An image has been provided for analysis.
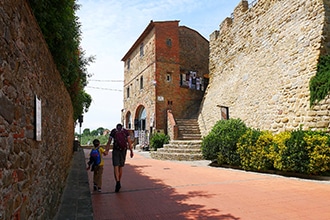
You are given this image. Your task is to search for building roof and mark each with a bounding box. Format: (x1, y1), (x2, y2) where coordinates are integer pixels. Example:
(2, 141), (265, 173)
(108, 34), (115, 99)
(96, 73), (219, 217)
(121, 20), (180, 61)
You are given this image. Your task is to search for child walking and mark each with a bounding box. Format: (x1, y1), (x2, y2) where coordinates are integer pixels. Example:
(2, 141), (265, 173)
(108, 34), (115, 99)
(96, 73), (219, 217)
(86, 139), (106, 192)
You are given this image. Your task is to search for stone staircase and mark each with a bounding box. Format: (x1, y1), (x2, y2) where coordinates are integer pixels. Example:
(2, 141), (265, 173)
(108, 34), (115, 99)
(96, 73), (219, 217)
(176, 118), (202, 140)
(150, 118), (204, 161)
(150, 140), (203, 161)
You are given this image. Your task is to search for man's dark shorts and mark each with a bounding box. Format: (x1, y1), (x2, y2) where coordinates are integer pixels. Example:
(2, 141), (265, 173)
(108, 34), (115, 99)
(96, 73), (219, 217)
(112, 149), (127, 167)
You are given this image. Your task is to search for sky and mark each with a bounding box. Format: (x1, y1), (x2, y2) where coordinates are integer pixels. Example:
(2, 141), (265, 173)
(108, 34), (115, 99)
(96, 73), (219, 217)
(75, 0), (241, 133)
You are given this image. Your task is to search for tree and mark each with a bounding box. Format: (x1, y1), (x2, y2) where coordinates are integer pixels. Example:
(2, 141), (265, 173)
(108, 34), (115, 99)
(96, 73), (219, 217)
(83, 128), (91, 136)
(28, 0), (94, 120)
(91, 130), (98, 136)
(96, 127), (105, 135)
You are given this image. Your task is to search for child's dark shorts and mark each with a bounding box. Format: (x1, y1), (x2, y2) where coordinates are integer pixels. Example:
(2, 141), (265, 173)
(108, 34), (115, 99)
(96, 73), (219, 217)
(112, 149), (127, 167)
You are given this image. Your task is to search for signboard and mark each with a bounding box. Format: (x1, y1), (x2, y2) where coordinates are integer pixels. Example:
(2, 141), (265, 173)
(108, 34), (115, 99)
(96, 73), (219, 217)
(157, 96), (164, 101)
(35, 96), (41, 141)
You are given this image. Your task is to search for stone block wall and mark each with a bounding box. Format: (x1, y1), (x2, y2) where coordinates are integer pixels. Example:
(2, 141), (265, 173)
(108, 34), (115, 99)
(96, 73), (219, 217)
(199, 0), (330, 136)
(0, 0), (74, 219)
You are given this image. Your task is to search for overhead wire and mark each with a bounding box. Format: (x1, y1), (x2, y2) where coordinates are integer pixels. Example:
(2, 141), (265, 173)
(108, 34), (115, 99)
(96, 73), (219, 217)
(88, 79), (123, 82)
(86, 86), (122, 92)
(86, 79), (123, 91)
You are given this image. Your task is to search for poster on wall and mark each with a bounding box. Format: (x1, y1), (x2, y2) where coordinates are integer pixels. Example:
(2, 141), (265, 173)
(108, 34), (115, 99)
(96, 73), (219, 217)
(35, 95), (42, 141)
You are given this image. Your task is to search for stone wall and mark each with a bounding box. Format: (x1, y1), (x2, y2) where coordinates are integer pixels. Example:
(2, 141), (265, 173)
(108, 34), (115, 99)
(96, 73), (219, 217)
(0, 0), (74, 219)
(198, 0), (330, 136)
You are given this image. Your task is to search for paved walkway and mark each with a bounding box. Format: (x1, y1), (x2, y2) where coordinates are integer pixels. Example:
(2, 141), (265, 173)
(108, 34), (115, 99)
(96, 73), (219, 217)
(54, 148), (93, 220)
(55, 148), (330, 220)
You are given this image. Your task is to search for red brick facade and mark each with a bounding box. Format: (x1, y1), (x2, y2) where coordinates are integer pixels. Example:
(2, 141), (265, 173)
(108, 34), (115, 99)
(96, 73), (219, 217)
(121, 21), (209, 138)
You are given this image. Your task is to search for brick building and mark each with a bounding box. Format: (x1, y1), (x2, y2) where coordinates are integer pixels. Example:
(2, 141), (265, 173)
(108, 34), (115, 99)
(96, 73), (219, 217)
(121, 20), (209, 144)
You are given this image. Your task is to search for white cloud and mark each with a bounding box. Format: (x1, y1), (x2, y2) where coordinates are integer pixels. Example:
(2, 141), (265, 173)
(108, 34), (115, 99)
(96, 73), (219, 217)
(75, 0), (240, 132)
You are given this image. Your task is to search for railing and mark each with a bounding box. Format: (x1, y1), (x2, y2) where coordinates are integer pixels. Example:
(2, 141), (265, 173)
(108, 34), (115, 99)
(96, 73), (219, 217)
(137, 130), (149, 147)
(167, 110), (178, 140)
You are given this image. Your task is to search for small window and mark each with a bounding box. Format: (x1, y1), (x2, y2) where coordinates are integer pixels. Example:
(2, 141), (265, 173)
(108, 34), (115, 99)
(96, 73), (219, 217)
(219, 105), (229, 120)
(140, 76), (144, 89)
(166, 73), (172, 82)
(140, 43), (144, 57)
(126, 86), (130, 98)
(166, 38), (172, 47)
(127, 58), (130, 70)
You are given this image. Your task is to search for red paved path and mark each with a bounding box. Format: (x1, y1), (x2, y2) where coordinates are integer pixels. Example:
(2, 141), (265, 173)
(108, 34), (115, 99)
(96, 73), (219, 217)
(84, 149), (330, 220)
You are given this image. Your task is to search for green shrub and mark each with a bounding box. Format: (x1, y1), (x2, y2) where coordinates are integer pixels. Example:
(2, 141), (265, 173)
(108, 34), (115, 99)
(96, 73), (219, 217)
(80, 135), (108, 145)
(203, 118), (330, 176)
(201, 118), (247, 165)
(304, 131), (330, 175)
(217, 152), (226, 165)
(150, 133), (169, 151)
(201, 132), (219, 160)
(280, 128), (310, 173)
(271, 131), (291, 171)
(276, 129), (330, 175)
(237, 128), (262, 170)
(252, 131), (276, 171)
(309, 55), (330, 106)
(238, 130), (276, 171)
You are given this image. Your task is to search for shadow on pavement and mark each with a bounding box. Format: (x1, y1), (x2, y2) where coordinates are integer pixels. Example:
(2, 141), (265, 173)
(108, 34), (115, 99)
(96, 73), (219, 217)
(87, 150), (240, 220)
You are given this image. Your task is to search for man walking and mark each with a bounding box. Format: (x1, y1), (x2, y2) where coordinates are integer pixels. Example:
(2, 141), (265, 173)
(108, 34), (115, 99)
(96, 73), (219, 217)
(106, 123), (133, 192)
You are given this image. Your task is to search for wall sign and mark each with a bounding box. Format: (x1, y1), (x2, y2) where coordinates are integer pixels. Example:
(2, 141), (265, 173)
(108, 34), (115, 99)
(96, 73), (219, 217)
(35, 95), (41, 141)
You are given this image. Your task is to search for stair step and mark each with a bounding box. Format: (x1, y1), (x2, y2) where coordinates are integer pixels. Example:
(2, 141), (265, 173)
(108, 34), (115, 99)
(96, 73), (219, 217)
(158, 148), (201, 154)
(178, 133), (201, 136)
(151, 118), (203, 161)
(178, 134), (201, 138)
(175, 118), (201, 141)
(178, 137), (201, 140)
(150, 152), (204, 161)
(166, 140), (202, 146)
(151, 139), (203, 161)
(178, 128), (200, 132)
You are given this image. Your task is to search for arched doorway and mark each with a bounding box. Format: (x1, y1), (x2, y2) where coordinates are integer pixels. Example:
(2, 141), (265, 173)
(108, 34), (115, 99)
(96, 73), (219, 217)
(138, 107), (146, 130)
(134, 106), (147, 130)
(125, 111), (132, 129)
(134, 105), (149, 148)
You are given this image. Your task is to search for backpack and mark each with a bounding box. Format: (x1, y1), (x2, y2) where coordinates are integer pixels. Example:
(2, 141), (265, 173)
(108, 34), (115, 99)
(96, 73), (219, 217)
(114, 129), (128, 150)
(90, 148), (101, 166)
